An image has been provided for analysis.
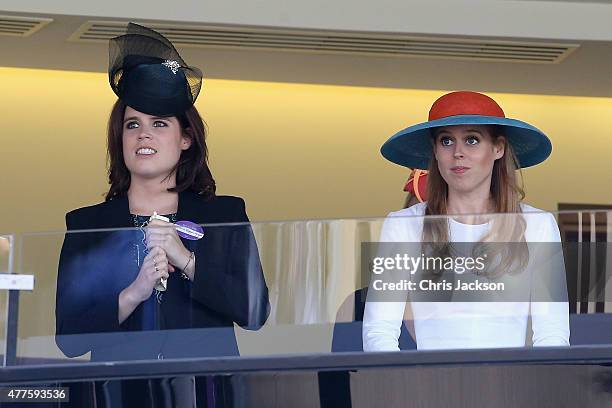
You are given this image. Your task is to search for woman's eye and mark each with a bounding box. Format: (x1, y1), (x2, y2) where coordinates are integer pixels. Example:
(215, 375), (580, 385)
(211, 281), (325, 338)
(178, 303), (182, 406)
(125, 121), (139, 129)
(466, 136), (479, 145)
(439, 137), (453, 146)
(153, 121), (168, 127)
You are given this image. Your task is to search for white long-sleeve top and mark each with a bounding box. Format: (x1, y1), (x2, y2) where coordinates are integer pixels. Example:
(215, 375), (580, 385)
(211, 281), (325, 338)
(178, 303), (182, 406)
(362, 202), (570, 351)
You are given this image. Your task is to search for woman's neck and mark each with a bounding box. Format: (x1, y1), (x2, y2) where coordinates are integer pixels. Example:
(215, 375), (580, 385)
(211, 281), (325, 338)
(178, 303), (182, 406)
(127, 177), (179, 216)
(446, 186), (494, 224)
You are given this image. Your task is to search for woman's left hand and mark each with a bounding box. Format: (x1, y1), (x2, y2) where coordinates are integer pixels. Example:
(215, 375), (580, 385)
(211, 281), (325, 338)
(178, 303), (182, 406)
(145, 219), (192, 273)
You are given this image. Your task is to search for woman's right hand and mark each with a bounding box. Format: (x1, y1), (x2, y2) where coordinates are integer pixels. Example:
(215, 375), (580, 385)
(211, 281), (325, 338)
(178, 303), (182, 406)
(125, 246), (170, 304)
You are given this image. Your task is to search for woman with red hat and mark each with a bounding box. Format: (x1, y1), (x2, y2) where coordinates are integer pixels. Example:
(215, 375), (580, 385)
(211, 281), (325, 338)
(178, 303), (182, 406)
(363, 91), (569, 351)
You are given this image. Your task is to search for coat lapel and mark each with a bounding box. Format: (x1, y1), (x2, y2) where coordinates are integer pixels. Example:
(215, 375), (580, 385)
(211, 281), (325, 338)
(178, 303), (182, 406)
(176, 190), (209, 251)
(177, 190), (213, 224)
(99, 195), (133, 229)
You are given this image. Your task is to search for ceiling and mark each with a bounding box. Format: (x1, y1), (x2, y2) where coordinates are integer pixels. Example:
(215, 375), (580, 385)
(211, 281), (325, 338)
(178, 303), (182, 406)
(0, 12), (611, 97)
(513, 0), (612, 3)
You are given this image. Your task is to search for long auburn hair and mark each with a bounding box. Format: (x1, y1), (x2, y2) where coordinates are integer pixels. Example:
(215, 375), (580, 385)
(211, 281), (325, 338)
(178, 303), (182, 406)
(105, 99), (216, 201)
(423, 125), (528, 277)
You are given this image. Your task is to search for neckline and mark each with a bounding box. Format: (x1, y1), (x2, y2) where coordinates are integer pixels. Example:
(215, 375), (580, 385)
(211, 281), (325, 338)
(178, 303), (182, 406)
(449, 217), (490, 227)
(131, 213), (177, 228)
(131, 213), (177, 218)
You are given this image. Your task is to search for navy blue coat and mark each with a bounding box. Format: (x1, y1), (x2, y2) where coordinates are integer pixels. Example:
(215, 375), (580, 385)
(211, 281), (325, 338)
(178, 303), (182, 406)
(55, 191), (270, 361)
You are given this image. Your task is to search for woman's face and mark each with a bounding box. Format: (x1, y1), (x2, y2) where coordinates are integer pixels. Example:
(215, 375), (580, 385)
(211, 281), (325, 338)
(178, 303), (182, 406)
(433, 125), (505, 194)
(122, 106), (191, 182)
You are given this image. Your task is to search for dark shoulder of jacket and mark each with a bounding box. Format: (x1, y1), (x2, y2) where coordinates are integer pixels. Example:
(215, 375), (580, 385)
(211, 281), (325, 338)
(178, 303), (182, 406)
(214, 195), (246, 214)
(64, 201), (112, 231)
(189, 193), (247, 222)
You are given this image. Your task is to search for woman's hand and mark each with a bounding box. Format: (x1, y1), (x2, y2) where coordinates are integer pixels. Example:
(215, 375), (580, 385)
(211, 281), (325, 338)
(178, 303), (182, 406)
(145, 219), (192, 273)
(127, 246), (170, 303)
(118, 247), (171, 323)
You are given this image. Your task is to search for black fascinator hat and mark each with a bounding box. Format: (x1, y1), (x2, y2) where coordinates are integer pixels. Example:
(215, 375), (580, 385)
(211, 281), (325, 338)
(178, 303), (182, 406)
(109, 23), (203, 116)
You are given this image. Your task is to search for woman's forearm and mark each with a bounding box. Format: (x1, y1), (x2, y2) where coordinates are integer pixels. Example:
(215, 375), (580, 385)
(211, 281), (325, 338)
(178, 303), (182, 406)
(177, 249), (196, 281)
(118, 286), (140, 324)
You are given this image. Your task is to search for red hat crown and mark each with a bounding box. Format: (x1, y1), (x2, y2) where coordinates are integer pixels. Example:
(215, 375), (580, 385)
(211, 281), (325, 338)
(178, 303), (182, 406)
(428, 91), (505, 121)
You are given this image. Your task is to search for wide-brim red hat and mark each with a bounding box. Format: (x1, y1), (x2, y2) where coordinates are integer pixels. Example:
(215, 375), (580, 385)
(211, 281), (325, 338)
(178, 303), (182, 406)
(381, 91), (552, 169)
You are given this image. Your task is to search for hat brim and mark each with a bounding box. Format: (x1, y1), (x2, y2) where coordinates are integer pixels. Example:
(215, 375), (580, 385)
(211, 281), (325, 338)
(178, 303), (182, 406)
(381, 115), (552, 169)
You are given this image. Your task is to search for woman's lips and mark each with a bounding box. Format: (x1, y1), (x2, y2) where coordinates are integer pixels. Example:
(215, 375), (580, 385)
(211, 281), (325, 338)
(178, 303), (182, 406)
(451, 166), (470, 174)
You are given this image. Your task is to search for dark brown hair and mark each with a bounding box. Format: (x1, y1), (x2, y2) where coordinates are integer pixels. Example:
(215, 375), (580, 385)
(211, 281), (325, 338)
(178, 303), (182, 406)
(105, 99), (216, 201)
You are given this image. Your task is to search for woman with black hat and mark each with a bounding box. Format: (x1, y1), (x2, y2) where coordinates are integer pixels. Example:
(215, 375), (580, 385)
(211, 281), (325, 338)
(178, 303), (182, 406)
(363, 91), (569, 351)
(55, 23), (269, 406)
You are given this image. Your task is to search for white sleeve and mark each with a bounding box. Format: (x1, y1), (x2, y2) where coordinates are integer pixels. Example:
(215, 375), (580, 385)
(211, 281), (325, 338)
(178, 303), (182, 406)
(362, 213), (414, 351)
(531, 213), (570, 347)
(531, 301), (570, 346)
(363, 297), (405, 351)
